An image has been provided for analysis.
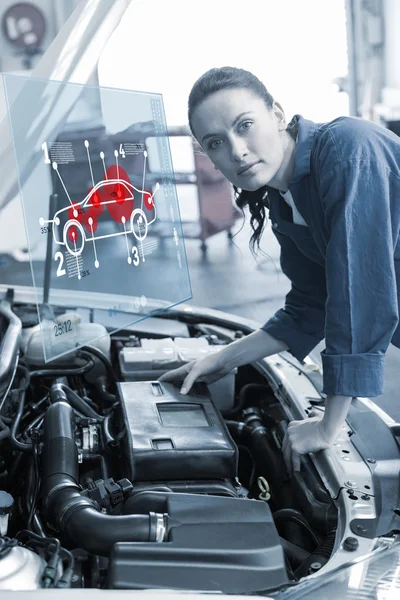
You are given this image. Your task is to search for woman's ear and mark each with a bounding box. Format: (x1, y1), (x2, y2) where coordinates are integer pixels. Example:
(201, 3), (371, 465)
(272, 102), (287, 132)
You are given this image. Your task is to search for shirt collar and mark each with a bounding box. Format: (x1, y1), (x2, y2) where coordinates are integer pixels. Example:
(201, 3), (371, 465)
(290, 114), (319, 182)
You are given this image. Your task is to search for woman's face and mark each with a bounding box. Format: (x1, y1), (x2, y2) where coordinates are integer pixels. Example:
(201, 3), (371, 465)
(191, 87), (289, 191)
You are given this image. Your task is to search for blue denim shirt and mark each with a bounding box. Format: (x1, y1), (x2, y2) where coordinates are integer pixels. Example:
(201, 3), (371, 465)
(261, 115), (400, 398)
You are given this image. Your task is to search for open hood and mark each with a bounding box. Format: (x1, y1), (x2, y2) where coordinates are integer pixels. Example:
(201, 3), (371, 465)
(0, 0), (133, 214)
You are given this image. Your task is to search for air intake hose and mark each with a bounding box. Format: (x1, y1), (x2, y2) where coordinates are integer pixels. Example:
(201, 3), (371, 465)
(226, 407), (283, 490)
(41, 402), (168, 556)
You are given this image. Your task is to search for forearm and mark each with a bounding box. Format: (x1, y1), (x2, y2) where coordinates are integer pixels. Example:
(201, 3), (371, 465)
(221, 329), (288, 372)
(322, 395), (352, 441)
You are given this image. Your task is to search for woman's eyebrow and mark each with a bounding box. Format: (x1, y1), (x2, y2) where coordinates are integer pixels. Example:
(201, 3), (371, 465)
(201, 112), (254, 143)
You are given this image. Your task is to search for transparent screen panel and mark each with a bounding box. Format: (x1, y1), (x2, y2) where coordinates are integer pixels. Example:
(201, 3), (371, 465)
(2, 74), (192, 362)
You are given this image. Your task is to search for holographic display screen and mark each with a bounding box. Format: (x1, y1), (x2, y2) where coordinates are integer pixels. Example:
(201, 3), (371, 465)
(3, 74), (192, 363)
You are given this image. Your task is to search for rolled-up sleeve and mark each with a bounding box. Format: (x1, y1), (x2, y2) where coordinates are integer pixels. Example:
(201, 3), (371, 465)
(262, 231), (327, 362)
(320, 159), (400, 397)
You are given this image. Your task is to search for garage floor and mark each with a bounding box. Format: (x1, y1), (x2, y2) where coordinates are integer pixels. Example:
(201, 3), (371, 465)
(183, 218), (400, 423)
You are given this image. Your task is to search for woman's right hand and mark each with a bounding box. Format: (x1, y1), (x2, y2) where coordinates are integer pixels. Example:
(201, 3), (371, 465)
(158, 352), (232, 395)
(158, 330), (289, 395)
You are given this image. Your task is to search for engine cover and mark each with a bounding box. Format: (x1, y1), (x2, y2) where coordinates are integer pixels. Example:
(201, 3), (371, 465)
(117, 380), (238, 482)
(108, 493), (288, 593)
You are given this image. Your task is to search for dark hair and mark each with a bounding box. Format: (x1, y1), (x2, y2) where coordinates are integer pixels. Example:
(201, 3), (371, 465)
(188, 66), (298, 257)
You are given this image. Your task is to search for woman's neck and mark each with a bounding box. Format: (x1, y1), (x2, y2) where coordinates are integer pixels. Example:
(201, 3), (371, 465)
(268, 132), (296, 192)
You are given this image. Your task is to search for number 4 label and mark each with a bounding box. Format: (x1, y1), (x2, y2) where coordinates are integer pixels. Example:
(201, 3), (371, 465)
(119, 143), (126, 158)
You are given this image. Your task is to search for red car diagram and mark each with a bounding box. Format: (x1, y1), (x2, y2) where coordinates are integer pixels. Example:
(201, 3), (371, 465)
(51, 176), (158, 258)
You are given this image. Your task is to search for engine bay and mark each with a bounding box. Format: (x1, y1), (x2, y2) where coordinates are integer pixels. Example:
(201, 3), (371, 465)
(0, 298), (339, 593)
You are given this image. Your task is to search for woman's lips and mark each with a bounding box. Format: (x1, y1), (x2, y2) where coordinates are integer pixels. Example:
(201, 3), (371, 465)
(238, 161), (260, 176)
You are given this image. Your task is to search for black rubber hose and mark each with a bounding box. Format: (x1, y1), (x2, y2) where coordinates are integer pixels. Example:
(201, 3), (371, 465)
(129, 484), (173, 496)
(10, 389), (33, 452)
(32, 513), (46, 538)
(294, 530), (336, 578)
(27, 446), (40, 530)
(0, 423), (10, 440)
(78, 347), (116, 404)
(0, 301), (22, 390)
(224, 383), (277, 417)
(41, 402), (166, 556)
(15, 365), (31, 390)
(226, 412), (283, 490)
(79, 347), (115, 383)
(83, 454), (109, 480)
(0, 417), (10, 440)
(8, 452), (24, 484)
(95, 378), (117, 405)
(280, 537), (311, 569)
(30, 354), (95, 378)
(54, 488), (152, 555)
(50, 383), (104, 421)
(22, 413), (45, 436)
(272, 509), (321, 548)
(226, 420), (248, 438)
(26, 394), (49, 418)
(123, 491), (170, 515)
(244, 426), (283, 490)
(102, 413), (117, 445)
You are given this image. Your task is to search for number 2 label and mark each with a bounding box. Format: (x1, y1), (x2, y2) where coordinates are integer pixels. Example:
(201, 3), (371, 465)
(54, 251), (66, 277)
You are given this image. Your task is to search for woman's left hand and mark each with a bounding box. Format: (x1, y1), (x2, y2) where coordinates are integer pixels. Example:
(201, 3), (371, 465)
(282, 395), (353, 474)
(282, 415), (336, 474)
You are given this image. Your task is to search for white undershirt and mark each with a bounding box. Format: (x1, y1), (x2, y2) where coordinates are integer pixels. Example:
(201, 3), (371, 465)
(280, 189), (307, 227)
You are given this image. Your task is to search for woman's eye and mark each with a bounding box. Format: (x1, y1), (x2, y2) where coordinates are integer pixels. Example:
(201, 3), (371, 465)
(209, 139), (222, 150)
(240, 121), (252, 131)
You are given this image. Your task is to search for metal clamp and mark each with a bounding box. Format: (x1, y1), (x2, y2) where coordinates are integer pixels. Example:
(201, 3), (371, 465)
(149, 512), (167, 542)
(257, 476), (271, 502)
(156, 513), (167, 542)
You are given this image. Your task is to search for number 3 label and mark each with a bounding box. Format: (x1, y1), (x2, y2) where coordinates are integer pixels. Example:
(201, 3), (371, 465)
(131, 246), (139, 266)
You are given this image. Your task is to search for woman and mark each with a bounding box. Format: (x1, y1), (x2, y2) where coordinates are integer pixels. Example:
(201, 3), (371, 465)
(159, 66), (400, 474)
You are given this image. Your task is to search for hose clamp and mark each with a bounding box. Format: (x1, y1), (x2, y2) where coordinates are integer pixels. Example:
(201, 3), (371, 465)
(151, 512), (167, 542)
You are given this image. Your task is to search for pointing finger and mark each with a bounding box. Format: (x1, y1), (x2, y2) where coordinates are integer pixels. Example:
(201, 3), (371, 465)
(282, 431), (289, 456)
(180, 366), (202, 395)
(158, 365), (189, 382)
(292, 451), (301, 472)
(283, 437), (292, 476)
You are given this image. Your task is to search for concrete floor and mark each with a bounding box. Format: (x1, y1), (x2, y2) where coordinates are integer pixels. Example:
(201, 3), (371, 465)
(183, 217), (400, 423)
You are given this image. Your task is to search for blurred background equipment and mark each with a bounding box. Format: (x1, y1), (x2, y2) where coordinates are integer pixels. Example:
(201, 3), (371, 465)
(345, 0), (400, 133)
(1, 1), (47, 69)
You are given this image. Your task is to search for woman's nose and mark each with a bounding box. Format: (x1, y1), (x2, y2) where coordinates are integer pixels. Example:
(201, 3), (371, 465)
(229, 139), (248, 162)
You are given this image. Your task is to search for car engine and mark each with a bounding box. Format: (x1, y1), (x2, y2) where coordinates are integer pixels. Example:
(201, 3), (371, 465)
(0, 299), (338, 593)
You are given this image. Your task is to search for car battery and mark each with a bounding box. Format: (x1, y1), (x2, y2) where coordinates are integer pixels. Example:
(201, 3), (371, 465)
(118, 337), (236, 412)
(117, 380), (238, 482)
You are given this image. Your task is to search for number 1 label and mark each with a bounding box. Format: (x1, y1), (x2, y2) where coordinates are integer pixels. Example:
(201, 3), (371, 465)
(42, 141), (50, 164)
